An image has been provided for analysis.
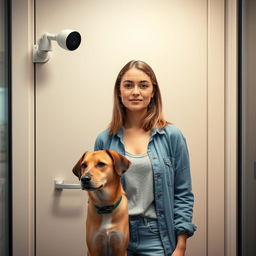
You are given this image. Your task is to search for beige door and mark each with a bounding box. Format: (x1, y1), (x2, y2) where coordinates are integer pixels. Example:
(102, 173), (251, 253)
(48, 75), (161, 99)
(35, 0), (210, 255)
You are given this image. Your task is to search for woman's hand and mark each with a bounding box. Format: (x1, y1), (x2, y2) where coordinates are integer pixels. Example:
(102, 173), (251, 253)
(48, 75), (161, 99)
(171, 246), (186, 256)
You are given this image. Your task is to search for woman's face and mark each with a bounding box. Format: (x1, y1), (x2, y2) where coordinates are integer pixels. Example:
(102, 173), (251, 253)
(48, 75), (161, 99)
(119, 68), (154, 113)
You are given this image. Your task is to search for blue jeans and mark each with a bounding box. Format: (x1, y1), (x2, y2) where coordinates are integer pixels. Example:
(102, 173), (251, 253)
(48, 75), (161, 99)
(127, 216), (166, 256)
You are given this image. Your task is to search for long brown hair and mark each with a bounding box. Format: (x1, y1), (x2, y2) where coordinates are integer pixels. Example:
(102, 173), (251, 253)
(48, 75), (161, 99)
(109, 60), (169, 134)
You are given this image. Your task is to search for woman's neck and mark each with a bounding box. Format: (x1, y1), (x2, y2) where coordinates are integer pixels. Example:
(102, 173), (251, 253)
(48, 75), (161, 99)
(124, 109), (147, 129)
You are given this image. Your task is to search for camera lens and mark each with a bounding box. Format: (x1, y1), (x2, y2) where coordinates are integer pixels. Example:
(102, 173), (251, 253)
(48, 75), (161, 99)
(66, 31), (81, 51)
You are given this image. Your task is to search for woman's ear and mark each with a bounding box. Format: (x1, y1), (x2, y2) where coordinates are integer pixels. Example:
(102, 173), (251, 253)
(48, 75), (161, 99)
(152, 84), (156, 97)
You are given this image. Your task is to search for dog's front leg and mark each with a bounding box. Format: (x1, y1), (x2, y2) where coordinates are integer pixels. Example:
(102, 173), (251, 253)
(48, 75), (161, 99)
(92, 231), (109, 256)
(109, 230), (126, 256)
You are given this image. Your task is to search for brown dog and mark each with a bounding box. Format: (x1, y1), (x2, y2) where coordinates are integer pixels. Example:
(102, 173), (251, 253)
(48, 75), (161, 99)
(72, 150), (131, 256)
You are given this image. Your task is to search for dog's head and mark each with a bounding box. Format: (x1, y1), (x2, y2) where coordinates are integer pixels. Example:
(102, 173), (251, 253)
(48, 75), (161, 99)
(72, 150), (131, 191)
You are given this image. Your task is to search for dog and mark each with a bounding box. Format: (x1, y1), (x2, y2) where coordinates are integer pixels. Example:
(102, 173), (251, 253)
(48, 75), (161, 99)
(72, 150), (131, 256)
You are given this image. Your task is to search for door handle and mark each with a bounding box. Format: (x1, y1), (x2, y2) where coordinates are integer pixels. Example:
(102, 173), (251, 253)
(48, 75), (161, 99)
(54, 179), (81, 190)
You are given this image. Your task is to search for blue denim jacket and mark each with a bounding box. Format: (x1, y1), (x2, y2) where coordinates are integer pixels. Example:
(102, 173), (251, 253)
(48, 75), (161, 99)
(94, 124), (196, 254)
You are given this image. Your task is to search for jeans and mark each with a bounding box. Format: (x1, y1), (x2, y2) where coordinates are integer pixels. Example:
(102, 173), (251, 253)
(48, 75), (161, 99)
(127, 215), (166, 256)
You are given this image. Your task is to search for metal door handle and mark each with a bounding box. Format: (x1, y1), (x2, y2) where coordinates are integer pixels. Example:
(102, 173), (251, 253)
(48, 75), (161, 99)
(54, 179), (81, 190)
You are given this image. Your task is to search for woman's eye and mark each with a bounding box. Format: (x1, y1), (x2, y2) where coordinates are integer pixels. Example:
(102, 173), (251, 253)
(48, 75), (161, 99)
(97, 162), (106, 167)
(139, 84), (148, 89)
(81, 163), (87, 168)
(124, 83), (133, 89)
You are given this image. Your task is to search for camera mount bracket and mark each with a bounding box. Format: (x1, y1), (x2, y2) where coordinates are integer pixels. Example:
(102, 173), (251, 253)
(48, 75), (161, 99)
(32, 30), (81, 63)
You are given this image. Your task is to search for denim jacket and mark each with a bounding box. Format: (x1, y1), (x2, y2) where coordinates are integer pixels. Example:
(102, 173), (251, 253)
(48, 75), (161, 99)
(94, 124), (196, 254)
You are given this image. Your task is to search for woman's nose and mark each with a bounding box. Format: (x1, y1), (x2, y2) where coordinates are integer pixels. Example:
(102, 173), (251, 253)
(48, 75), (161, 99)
(132, 85), (140, 95)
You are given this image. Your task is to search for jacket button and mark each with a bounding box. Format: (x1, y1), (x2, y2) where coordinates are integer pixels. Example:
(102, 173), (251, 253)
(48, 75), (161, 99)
(158, 211), (164, 217)
(156, 173), (161, 178)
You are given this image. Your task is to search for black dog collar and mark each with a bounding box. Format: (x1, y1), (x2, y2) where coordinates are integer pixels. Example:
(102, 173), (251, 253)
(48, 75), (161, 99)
(94, 196), (122, 215)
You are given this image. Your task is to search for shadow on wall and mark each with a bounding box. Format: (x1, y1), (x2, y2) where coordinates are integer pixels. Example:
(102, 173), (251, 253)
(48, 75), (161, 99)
(51, 189), (84, 218)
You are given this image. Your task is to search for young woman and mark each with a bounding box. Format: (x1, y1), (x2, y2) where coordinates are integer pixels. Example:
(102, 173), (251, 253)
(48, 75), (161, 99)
(94, 60), (196, 256)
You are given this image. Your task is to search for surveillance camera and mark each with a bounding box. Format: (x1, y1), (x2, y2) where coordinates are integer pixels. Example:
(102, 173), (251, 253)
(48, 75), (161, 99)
(33, 29), (82, 63)
(49, 29), (81, 51)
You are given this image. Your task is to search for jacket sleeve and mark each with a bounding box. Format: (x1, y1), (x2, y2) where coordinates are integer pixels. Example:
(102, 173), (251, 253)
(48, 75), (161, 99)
(173, 132), (197, 237)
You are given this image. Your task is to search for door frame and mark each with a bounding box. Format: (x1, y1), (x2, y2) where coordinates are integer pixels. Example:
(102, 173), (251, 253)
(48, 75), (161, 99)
(11, 0), (237, 255)
(12, 0), (35, 255)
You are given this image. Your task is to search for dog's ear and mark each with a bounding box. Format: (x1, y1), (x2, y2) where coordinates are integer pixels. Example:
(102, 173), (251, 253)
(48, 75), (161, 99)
(106, 150), (131, 176)
(72, 152), (87, 180)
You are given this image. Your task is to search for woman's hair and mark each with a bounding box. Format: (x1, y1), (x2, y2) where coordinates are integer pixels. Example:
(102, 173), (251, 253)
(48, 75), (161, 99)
(108, 60), (169, 134)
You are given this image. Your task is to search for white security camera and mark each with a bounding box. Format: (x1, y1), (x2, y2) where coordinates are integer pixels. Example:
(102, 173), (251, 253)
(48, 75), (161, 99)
(33, 29), (82, 63)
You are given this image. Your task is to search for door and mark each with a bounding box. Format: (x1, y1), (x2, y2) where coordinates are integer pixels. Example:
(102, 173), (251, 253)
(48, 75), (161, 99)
(35, 1), (208, 255)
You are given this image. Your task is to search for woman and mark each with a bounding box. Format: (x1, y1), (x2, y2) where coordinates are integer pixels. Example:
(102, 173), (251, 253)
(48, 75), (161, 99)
(94, 60), (196, 256)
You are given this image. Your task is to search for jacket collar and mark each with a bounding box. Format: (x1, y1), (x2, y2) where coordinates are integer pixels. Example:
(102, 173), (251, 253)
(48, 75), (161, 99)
(151, 128), (165, 136)
(116, 127), (165, 139)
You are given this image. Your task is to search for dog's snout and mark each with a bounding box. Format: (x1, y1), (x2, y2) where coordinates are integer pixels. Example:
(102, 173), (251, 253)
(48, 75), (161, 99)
(81, 174), (91, 183)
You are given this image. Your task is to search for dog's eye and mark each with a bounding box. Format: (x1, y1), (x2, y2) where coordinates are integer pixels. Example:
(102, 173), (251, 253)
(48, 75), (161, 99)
(97, 162), (106, 167)
(81, 163), (87, 169)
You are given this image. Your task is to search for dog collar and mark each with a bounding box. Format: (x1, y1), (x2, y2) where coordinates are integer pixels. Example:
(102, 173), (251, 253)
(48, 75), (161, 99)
(94, 196), (122, 215)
